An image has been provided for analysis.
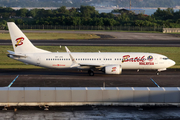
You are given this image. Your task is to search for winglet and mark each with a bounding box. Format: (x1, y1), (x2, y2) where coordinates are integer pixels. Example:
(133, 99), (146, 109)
(65, 46), (80, 68)
(65, 46), (71, 53)
(69, 53), (80, 68)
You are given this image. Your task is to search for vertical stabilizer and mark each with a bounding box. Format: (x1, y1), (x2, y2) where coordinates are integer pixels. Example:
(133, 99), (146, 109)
(7, 22), (50, 54)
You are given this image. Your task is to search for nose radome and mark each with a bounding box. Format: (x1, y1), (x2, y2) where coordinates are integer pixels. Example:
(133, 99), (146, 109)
(172, 60), (176, 66)
(170, 60), (176, 66)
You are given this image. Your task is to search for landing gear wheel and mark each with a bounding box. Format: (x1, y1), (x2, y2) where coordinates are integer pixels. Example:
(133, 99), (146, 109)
(88, 70), (94, 76)
(156, 72), (159, 75)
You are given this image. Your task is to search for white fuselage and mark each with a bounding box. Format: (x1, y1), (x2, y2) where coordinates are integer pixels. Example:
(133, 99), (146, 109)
(12, 52), (175, 71)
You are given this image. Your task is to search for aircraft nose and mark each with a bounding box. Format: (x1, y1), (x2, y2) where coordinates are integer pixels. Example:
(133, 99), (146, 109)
(169, 59), (176, 66)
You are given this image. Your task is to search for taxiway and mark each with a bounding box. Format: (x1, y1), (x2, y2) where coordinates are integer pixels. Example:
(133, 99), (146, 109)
(0, 69), (179, 87)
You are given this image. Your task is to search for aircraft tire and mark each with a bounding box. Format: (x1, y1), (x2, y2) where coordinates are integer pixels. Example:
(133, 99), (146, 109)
(88, 70), (94, 76)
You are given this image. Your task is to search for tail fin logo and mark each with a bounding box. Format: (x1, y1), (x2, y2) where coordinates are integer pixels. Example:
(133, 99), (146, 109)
(15, 37), (24, 47)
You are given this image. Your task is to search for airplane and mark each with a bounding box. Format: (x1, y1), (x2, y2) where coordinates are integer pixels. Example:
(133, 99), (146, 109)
(7, 22), (175, 76)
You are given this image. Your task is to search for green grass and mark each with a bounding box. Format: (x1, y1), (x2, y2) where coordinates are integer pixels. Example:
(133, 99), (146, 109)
(22, 29), (162, 33)
(0, 46), (179, 69)
(0, 32), (100, 40)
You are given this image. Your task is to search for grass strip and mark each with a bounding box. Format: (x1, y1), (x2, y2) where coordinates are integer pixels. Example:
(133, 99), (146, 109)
(0, 33), (100, 40)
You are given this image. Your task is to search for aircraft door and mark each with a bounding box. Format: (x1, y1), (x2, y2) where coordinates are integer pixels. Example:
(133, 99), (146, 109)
(154, 57), (158, 65)
(37, 56), (40, 65)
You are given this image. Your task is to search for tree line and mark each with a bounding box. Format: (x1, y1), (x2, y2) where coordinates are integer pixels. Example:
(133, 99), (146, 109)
(0, 6), (180, 29)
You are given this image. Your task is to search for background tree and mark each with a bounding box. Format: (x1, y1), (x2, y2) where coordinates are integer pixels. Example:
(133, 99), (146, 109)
(17, 8), (28, 17)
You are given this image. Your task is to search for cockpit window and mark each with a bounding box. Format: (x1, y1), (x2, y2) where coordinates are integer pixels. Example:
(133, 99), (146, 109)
(163, 58), (169, 60)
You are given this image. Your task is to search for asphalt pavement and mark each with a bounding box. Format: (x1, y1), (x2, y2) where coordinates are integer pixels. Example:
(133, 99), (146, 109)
(0, 69), (179, 87)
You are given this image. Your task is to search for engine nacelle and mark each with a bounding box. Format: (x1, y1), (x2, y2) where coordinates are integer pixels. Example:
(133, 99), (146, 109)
(105, 65), (122, 74)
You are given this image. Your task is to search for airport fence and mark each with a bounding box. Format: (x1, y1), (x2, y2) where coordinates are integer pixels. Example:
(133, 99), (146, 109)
(13, 25), (163, 32)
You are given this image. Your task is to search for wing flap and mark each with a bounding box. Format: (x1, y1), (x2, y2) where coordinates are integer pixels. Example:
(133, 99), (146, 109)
(79, 63), (105, 67)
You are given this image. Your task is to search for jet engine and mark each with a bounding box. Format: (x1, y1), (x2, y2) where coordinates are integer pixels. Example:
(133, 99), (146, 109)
(104, 65), (122, 74)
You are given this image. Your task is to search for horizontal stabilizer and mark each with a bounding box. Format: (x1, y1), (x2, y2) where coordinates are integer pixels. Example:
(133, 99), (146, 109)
(7, 50), (15, 54)
(7, 50), (26, 58)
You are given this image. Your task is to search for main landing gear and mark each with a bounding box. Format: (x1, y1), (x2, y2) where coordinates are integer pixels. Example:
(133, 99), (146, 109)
(88, 70), (94, 76)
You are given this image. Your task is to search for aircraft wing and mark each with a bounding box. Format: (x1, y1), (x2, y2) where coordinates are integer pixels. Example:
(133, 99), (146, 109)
(65, 46), (106, 68)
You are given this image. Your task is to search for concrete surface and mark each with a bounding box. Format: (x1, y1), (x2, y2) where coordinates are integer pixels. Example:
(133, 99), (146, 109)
(0, 106), (180, 120)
